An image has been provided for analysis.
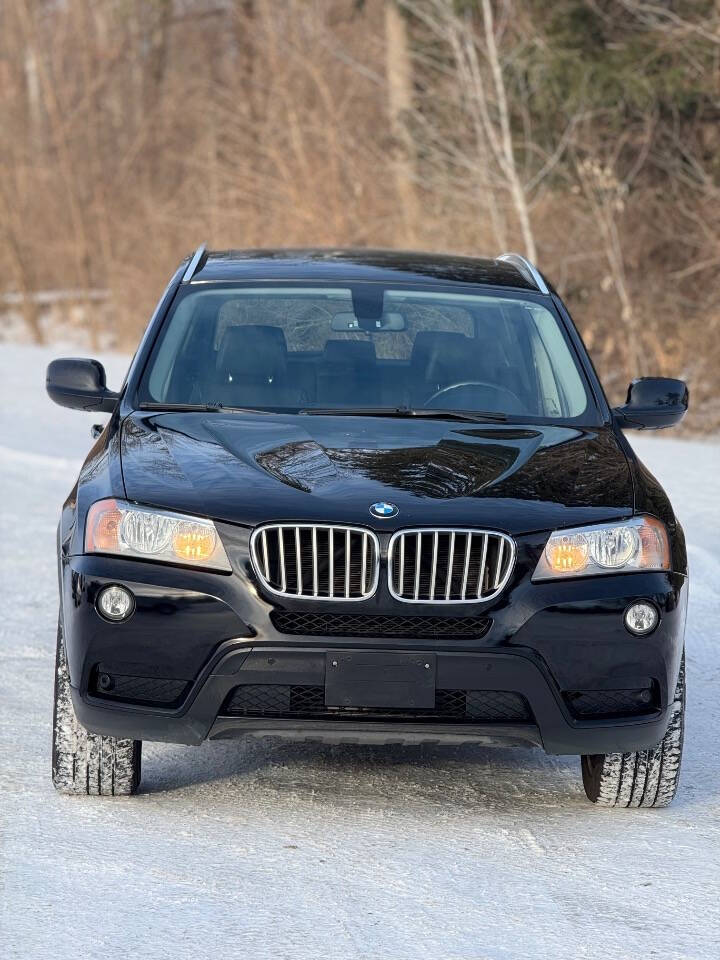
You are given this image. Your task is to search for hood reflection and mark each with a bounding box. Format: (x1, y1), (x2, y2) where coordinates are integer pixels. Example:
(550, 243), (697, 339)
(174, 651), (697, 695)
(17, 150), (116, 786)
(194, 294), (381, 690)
(120, 412), (634, 532)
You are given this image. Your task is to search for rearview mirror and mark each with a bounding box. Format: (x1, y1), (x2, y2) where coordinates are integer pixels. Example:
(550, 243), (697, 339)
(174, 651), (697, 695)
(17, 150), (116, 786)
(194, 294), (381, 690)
(46, 358), (120, 412)
(614, 377), (688, 430)
(331, 311), (406, 332)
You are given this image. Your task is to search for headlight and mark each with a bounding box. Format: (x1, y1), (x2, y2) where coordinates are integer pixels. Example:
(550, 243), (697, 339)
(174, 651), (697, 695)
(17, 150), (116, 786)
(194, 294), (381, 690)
(85, 498), (231, 571)
(532, 516), (670, 581)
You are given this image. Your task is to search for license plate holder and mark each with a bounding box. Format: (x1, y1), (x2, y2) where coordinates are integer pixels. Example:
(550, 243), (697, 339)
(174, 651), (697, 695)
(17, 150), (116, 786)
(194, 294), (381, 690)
(325, 651), (436, 709)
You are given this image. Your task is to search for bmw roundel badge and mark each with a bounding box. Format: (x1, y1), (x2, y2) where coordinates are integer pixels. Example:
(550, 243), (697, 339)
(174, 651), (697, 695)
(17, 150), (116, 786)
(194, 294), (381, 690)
(370, 501), (399, 519)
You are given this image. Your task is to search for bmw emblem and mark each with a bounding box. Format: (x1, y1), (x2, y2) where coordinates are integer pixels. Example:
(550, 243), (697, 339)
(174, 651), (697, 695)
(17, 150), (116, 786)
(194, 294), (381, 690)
(370, 501), (399, 519)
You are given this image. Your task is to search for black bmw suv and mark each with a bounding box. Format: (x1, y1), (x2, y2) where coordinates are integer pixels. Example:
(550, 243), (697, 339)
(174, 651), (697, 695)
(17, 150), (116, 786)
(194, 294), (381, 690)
(47, 248), (689, 806)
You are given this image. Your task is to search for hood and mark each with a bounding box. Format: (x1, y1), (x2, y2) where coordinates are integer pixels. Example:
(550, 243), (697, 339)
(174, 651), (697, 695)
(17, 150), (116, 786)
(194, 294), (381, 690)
(119, 412), (634, 535)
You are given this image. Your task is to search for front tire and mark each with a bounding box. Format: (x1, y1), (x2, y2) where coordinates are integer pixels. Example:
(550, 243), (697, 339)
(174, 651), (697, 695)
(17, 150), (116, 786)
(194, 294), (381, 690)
(52, 619), (141, 796)
(581, 655), (685, 808)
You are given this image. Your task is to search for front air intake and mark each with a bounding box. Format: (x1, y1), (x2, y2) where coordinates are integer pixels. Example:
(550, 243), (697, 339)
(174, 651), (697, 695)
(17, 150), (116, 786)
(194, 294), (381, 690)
(222, 684), (532, 723)
(388, 528), (514, 603)
(270, 611), (492, 639)
(250, 524), (380, 600)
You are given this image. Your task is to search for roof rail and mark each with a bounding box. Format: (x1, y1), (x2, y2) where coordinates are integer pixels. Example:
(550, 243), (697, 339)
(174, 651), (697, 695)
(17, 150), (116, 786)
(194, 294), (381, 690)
(496, 252), (549, 295)
(182, 244), (208, 283)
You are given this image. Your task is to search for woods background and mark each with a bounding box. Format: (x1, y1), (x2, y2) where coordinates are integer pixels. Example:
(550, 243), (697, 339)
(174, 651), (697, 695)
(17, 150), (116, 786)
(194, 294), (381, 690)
(1, 0), (719, 429)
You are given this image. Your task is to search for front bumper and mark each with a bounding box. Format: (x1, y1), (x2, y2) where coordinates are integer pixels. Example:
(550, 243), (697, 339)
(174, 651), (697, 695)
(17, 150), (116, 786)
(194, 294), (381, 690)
(61, 523), (688, 755)
(72, 641), (680, 754)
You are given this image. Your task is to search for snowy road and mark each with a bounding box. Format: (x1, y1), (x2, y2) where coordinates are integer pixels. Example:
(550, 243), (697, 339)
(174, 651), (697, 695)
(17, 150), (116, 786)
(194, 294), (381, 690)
(1, 345), (719, 960)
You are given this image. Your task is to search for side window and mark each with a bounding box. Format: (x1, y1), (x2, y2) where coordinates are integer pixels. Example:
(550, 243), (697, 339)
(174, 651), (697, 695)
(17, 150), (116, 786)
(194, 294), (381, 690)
(213, 292), (354, 352)
(486, 305), (543, 415)
(528, 307), (587, 417)
(148, 299), (194, 400)
(529, 326), (563, 416)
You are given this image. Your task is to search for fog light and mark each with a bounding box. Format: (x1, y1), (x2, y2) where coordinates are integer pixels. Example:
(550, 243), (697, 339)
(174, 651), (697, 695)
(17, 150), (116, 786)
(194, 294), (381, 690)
(97, 584), (134, 622)
(624, 601), (658, 636)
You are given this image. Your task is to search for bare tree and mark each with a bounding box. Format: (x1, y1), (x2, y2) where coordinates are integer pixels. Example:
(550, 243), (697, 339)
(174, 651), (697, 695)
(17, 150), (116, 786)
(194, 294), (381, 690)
(616, 0), (720, 45)
(575, 155), (642, 376)
(1, 0), (718, 429)
(400, 0), (546, 258)
(384, 1), (420, 246)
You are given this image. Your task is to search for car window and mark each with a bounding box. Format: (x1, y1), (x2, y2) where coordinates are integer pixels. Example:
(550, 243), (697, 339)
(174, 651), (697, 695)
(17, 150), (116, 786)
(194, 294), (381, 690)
(527, 305), (588, 417)
(140, 285), (592, 420)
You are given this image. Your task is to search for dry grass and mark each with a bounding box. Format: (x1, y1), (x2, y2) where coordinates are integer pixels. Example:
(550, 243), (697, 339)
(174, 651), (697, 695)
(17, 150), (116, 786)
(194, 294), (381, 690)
(1, 0), (718, 429)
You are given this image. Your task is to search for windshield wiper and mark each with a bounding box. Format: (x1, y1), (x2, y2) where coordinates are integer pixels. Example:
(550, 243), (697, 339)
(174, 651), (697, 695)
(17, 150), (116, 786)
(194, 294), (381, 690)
(138, 402), (275, 415)
(139, 403), (508, 423)
(398, 408), (507, 423)
(298, 406), (507, 423)
(139, 402), (224, 412)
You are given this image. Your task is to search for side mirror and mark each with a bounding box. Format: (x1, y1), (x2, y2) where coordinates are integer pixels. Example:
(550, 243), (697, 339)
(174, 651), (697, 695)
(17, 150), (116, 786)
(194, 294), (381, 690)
(46, 358), (120, 412)
(614, 377), (688, 430)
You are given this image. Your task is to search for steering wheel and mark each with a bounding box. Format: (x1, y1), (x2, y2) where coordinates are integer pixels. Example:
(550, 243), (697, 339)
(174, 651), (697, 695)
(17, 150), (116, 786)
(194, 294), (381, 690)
(424, 380), (524, 410)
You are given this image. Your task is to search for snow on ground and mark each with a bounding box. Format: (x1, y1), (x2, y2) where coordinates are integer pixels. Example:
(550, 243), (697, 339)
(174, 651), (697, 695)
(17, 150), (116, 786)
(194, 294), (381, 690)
(1, 343), (719, 960)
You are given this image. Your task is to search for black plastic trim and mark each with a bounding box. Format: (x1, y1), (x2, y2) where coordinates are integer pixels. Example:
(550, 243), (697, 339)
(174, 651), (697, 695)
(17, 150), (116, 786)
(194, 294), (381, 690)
(71, 644), (676, 755)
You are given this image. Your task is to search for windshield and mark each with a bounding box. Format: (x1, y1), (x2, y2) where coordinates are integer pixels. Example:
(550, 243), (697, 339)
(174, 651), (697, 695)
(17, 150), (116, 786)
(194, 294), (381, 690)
(138, 284), (592, 421)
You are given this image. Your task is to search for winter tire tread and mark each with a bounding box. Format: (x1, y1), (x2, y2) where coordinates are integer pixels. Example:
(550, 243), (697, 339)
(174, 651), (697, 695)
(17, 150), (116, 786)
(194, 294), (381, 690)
(52, 618), (141, 796)
(581, 654), (685, 808)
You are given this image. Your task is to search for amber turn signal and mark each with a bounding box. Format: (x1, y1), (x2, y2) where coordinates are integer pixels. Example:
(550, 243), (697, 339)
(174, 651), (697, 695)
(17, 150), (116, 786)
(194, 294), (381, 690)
(546, 535), (589, 574)
(172, 529), (216, 562)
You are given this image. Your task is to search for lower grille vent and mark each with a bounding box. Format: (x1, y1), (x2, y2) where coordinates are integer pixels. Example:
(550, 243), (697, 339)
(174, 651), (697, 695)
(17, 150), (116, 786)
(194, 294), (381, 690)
(91, 670), (190, 707)
(565, 687), (657, 719)
(222, 684), (532, 723)
(270, 611), (491, 639)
